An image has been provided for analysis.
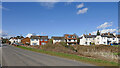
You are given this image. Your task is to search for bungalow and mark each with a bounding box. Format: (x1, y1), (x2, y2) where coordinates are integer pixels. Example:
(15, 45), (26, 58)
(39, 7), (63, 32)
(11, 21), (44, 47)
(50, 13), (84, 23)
(64, 34), (77, 45)
(51, 36), (65, 44)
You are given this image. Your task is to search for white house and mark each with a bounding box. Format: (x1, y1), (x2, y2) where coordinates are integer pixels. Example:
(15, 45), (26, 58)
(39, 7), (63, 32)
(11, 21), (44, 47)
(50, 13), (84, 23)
(80, 32), (118, 45)
(80, 34), (96, 45)
(30, 36), (40, 45)
(9, 37), (23, 44)
(51, 36), (65, 44)
(64, 34), (78, 45)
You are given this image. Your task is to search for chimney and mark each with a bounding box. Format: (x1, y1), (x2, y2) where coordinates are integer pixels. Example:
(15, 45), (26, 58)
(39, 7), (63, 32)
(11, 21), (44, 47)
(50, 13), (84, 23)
(89, 33), (91, 35)
(108, 32), (110, 35)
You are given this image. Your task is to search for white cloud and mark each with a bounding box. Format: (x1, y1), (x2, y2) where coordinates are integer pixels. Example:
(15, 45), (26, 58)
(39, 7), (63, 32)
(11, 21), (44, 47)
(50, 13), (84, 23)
(26, 33), (33, 38)
(39, 0), (60, 8)
(40, 2), (57, 8)
(65, 0), (75, 5)
(77, 8), (88, 14)
(118, 29), (120, 33)
(76, 3), (84, 9)
(91, 29), (117, 35)
(97, 22), (112, 29)
(101, 29), (116, 33)
(0, 32), (13, 38)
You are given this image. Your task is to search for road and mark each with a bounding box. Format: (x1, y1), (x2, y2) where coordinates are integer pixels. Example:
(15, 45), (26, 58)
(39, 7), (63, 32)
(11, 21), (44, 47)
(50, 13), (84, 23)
(2, 45), (94, 66)
(0, 46), (1, 67)
(0, 42), (2, 67)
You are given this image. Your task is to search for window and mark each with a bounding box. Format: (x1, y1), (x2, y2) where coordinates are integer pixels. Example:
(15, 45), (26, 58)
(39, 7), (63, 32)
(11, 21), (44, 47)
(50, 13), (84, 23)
(36, 39), (38, 41)
(104, 42), (106, 44)
(72, 36), (75, 38)
(33, 43), (37, 45)
(98, 42), (99, 44)
(44, 39), (47, 41)
(68, 39), (71, 41)
(85, 42), (87, 44)
(97, 38), (99, 39)
(74, 39), (76, 41)
(93, 38), (94, 40)
(31, 39), (34, 41)
(113, 38), (115, 40)
(86, 38), (87, 40)
(40, 39), (43, 41)
(68, 36), (71, 38)
(41, 43), (46, 45)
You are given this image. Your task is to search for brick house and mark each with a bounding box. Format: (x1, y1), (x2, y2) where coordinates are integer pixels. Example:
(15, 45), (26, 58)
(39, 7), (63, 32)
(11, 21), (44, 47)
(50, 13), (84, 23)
(39, 36), (48, 45)
(21, 37), (30, 45)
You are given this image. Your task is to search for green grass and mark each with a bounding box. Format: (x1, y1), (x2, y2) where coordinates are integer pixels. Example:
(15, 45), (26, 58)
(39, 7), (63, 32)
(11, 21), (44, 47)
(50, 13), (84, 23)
(112, 45), (120, 47)
(17, 46), (119, 66)
(113, 53), (120, 55)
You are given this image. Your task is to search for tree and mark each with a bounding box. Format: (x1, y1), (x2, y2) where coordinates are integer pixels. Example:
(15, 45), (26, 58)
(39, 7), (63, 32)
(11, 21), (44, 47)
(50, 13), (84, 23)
(97, 30), (100, 35)
(77, 38), (80, 45)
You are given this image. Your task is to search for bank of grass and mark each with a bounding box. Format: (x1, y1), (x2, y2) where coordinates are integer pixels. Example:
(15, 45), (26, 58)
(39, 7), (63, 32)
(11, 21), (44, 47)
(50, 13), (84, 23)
(17, 46), (119, 66)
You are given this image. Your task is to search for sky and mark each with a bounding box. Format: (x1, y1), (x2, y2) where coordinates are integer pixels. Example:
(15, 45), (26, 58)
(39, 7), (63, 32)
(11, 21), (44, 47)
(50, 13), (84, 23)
(2, 2), (118, 38)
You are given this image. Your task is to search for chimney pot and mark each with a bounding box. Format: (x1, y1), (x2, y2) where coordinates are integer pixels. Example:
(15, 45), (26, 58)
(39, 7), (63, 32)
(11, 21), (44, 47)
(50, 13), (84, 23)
(89, 33), (91, 35)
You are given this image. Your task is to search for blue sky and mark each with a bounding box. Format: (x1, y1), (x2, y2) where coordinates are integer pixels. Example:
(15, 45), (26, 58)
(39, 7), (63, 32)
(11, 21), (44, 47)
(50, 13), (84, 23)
(2, 2), (118, 38)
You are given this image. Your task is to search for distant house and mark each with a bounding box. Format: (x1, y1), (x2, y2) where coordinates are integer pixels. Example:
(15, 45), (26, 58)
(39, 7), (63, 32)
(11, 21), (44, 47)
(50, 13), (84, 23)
(39, 36), (48, 45)
(30, 36), (48, 45)
(80, 32), (118, 45)
(9, 36), (24, 44)
(64, 34), (77, 45)
(30, 36), (40, 45)
(51, 36), (65, 44)
(116, 35), (120, 43)
(80, 33), (96, 45)
(21, 37), (30, 45)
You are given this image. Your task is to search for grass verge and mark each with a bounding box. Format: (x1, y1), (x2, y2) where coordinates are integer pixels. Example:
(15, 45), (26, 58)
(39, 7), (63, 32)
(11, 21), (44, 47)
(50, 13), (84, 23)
(17, 46), (119, 66)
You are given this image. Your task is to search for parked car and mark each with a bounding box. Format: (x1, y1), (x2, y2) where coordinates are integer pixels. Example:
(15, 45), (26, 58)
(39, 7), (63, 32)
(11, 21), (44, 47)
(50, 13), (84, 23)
(13, 43), (20, 46)
(19, 43), (24, 46)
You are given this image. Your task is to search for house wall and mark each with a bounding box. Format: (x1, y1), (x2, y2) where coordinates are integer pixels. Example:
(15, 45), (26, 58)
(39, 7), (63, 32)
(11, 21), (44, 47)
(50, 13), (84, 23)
(80, 36), (95, 45)
(66, 39), (77, 45)
(95, 36), (107, 45)
(30, 39), (39, 45)
(9, 39), (20, 44)
(53, 40), (65, 44)
(21, 38), (30, 45)
(39, 40), (48, 45)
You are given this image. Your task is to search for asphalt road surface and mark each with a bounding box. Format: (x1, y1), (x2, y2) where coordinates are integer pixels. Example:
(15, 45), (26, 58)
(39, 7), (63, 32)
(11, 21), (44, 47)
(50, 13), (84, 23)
(2, 45), (94, 66)
(0, 46), (1, 67)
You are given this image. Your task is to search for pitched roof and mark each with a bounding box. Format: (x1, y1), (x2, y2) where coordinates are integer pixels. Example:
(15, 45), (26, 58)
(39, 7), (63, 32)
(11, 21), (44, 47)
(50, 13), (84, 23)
(52, 36), (64, 40)
(30, 36), (48, 39)
(64, 34), (77, 39)
(40, 36), (48, 39)
(101, 35), (115, 38)
(84, 35), (97, 38)
(116, 35), (120, 38)
(30, 36), (40, 39)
